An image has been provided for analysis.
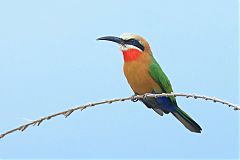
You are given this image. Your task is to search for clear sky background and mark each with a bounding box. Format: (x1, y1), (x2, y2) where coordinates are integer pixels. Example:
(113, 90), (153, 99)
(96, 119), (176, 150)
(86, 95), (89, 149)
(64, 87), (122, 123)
(0, 0), (238, 159)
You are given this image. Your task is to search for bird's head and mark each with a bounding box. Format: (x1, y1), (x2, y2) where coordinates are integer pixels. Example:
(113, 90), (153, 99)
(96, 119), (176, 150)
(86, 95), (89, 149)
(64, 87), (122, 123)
(97, 33), (151, 62)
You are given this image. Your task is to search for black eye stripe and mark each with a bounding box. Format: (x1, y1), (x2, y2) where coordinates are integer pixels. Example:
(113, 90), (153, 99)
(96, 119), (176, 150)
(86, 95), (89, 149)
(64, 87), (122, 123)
(124, 39), (145, 51)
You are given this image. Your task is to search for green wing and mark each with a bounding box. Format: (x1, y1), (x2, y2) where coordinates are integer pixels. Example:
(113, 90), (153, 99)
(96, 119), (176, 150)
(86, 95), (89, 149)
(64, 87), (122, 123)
(149, 57), (177, 106)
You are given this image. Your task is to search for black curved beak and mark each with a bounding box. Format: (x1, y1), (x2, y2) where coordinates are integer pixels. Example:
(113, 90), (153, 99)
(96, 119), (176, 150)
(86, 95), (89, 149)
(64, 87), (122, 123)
(97, 36), (125, 45)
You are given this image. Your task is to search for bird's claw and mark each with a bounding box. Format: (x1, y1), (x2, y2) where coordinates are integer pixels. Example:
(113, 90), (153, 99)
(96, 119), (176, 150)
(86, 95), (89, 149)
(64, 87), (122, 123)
(131, 95), (139, 102)
(143, 93), (151, 101)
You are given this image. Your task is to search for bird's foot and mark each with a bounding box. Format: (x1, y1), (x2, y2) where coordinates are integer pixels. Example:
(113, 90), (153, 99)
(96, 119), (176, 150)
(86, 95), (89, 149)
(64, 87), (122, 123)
(131, 95), (139, 102)
(143, 93), (152, 101)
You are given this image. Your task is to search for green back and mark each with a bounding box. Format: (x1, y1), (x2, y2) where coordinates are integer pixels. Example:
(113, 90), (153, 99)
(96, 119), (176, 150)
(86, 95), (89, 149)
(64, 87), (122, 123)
(149, 56), (177, 106)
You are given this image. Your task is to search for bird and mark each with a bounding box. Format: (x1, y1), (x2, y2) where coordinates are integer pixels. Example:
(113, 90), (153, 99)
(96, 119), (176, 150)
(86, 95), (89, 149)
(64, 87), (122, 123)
(97, 33), (202, 133)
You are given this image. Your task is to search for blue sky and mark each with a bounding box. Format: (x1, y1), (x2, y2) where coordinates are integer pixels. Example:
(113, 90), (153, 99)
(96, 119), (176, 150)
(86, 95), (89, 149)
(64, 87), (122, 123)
(0, 0), (238, 159)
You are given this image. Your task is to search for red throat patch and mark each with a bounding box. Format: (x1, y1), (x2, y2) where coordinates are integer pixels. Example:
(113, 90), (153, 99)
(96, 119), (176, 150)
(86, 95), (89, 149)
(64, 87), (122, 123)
(122, 49), (142, 62)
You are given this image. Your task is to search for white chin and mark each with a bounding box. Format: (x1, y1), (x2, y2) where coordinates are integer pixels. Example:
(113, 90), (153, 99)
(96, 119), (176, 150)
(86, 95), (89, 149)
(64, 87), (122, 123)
(120, 45), (128, 51)
(120, 45), (142, 52)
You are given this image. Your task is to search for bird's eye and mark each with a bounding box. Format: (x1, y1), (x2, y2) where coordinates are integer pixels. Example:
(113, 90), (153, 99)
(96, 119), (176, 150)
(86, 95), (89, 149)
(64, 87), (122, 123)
(125, 38), (145, 51)
(128, 39), (138, 45)
(130, 39), (137, 43)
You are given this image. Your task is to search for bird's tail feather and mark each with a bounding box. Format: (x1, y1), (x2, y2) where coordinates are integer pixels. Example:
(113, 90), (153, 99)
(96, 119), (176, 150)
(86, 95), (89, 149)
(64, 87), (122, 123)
(172, 107), (202, 133)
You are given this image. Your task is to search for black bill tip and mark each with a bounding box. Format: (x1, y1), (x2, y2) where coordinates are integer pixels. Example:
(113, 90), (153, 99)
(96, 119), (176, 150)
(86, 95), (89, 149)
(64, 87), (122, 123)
(97, 36), (124, 45)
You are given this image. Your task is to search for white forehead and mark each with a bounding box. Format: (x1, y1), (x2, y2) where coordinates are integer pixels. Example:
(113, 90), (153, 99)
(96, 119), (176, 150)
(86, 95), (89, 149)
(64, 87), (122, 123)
(120, 33), (136, 40)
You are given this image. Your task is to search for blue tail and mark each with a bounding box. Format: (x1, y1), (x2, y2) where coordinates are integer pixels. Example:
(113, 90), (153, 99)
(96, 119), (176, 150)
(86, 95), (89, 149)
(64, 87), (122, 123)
(172, 107), (202, 133)
(143, 96), (202, 133)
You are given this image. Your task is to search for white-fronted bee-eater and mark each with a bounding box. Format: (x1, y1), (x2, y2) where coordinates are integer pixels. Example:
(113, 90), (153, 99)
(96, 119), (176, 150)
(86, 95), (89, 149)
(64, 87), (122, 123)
(97, 33), (202, 133)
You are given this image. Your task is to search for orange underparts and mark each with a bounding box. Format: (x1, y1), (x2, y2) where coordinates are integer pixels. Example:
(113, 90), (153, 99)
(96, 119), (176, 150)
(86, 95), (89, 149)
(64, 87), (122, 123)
(122, 49), (142, 62)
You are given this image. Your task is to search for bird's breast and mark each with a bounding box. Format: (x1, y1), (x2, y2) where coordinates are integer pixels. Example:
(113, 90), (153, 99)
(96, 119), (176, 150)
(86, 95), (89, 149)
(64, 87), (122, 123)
(123, 54), (161, 95)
